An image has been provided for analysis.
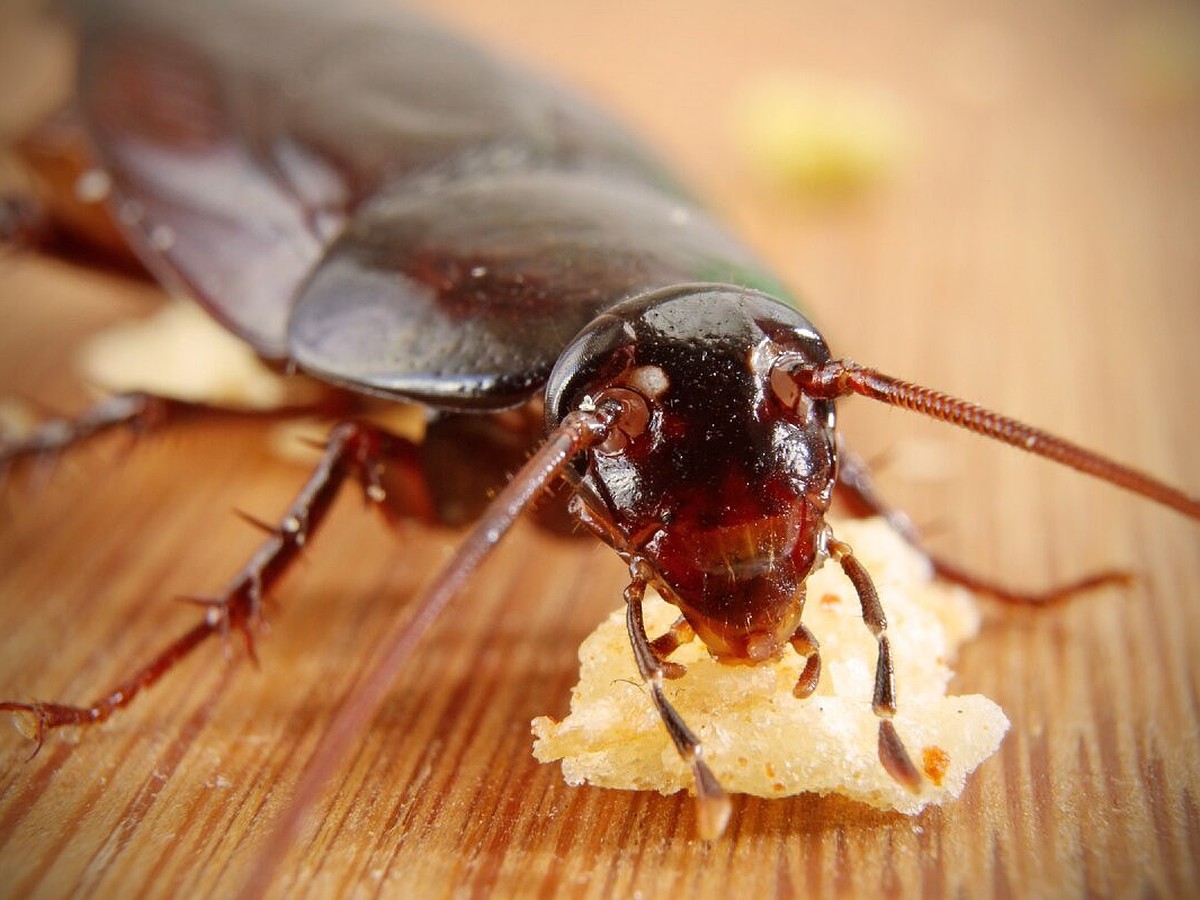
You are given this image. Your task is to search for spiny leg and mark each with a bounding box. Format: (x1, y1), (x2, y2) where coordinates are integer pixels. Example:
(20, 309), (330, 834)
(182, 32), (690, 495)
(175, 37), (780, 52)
(649, 615), (694, 680)
(237, 402), (624, 898)
(789, 621), (821, 699)
(834, 447), (1131, 605)
(1, 392), (172, 473)
(624, 573), (730, 839)
(0, 390), (346, 478)
(0, 420), (431, 752)
(826, 535), (922, 791)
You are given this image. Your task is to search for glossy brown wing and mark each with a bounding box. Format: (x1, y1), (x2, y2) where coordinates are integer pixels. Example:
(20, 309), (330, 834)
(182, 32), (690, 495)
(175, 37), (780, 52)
(76, 2), (341, 356)
(287, 170), (788, 410)
(74, 0), (683, 359)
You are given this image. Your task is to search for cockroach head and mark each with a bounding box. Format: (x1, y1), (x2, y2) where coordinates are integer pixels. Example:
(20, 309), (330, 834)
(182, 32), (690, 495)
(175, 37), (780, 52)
(544, 284), (843, 660)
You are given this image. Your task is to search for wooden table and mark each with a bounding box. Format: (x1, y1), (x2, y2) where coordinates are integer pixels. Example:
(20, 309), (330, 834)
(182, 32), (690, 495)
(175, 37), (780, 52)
(1, 1), (1198, 896)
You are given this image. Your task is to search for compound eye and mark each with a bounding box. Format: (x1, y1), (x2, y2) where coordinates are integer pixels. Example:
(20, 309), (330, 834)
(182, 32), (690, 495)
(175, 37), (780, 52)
(593, 387), (651, 456)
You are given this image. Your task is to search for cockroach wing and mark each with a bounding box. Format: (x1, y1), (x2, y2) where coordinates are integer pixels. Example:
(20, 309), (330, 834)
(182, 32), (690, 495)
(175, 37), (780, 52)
(287, 171), (788, 410)
(75, 2), (343, 357)
(72, 0), (683, 359)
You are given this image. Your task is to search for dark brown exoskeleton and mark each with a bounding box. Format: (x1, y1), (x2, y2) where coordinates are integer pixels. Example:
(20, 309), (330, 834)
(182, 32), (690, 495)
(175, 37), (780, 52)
(2, 0), (1199, 880)
(543, 286), (908, 837)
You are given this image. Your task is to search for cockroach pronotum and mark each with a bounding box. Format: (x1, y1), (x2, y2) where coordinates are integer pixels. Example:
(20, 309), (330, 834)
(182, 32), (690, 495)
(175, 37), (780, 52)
(1, 0), (1197, 890)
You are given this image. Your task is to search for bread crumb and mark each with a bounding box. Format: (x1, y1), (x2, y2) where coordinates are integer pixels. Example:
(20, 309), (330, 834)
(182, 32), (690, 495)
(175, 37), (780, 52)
(532, 517), (1007, 813)
(76, 300), (321, 410)
(732, 76), (907, 201)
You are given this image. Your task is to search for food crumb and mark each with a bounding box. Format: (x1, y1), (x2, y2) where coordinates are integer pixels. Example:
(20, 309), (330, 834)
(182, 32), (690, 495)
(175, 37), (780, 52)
(532, 517), (1008, 813)
(76, 300), (322, 410)
(732, 75), (907, 201)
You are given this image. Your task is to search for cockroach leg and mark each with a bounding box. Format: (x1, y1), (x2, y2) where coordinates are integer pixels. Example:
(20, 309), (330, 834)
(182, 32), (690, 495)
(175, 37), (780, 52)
(0, 392), (160, 476)
(625, 569), (731, 839)
(0, 420), (430, 750)
(649, 615), (694, 679)
(176, 595), (240, 663)
(789, 621), (821, 699)
(240, 404), (622, 897)
(833, 446), (925, 546)
(0, 390), (346, 477)
(826, 535), (922, 792)
(921, 556), (1133, 606)
(834, 447), (1133, 604)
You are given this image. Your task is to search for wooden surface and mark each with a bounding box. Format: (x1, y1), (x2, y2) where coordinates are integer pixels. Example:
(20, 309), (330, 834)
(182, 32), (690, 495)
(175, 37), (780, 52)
(1, 1), (1199, 897)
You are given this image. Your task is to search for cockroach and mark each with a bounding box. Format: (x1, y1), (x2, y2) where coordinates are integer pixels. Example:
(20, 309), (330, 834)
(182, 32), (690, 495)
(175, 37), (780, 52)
(1, 0), (1198, 877)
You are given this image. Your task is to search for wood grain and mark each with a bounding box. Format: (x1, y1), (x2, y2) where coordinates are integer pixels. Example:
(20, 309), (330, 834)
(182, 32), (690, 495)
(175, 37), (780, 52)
(1, 1), (1198, 897)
